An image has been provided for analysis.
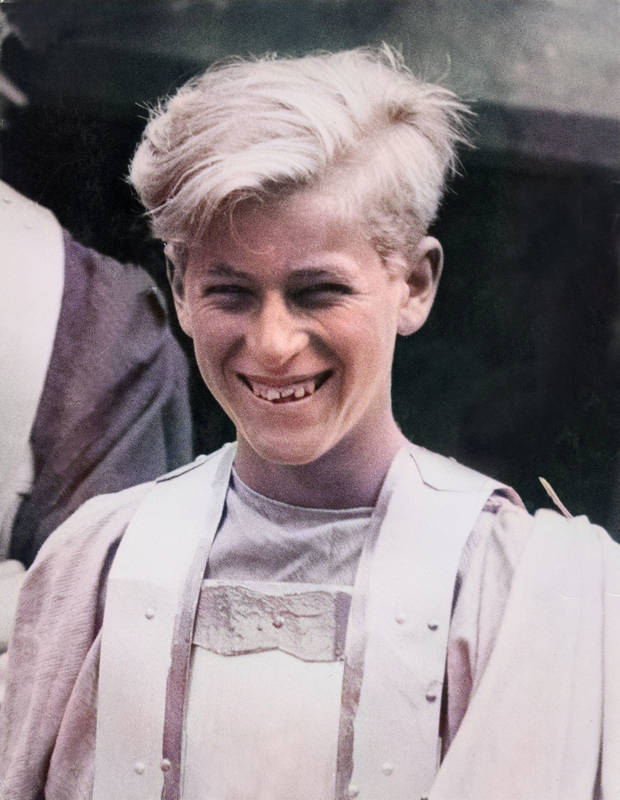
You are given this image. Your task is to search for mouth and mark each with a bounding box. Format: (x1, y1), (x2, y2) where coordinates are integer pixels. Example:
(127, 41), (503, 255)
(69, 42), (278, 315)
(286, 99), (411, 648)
(238, 370), (332, 404)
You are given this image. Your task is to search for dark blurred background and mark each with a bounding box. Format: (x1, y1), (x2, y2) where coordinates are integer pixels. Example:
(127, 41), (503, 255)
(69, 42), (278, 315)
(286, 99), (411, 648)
(1, 0), (619, 533)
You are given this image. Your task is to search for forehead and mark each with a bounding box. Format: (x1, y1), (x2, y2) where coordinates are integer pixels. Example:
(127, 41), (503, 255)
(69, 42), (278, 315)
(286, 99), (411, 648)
(190, 190), (373, 274)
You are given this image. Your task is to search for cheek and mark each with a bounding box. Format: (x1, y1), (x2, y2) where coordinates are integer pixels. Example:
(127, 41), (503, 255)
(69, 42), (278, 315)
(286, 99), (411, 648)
(190, 318), (229, 379)
(334, 313), (396, 382)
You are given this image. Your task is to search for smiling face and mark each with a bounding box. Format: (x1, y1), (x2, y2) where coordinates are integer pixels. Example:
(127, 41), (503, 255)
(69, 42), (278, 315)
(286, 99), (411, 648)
(173, 190), (440, 477)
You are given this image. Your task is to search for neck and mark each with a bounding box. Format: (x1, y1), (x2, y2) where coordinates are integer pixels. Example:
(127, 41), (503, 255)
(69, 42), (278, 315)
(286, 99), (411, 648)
(234, 420), (409, 509)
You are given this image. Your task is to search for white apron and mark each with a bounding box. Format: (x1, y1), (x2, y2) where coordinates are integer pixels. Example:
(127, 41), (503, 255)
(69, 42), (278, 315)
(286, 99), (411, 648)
(95, 443), (501, 800)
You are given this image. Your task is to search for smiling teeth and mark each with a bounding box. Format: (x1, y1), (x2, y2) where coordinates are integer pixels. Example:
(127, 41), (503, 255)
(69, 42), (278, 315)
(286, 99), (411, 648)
(248, 378), (319, 402)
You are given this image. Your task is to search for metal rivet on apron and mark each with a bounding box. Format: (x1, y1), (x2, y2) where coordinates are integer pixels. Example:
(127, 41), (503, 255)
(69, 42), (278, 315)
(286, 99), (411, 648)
(425, 691), (437, 703)
(145, 608), (155, 620)
(160, 758), (171, 772)
(134, 762), (146, 775)
(427, 621), (439, 631)
(381, 761), (394, 775)
(346, 784), (359, 798)
(272, 616), (284, 628)
(395, 612), (406, 624)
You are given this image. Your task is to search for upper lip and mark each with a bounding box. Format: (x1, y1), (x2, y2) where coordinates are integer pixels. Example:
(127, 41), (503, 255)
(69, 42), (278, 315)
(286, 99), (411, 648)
(238, 371), (330, 387)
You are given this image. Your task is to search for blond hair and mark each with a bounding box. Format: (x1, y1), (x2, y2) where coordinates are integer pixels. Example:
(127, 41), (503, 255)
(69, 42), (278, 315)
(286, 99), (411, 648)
(129, 45), (470, 267)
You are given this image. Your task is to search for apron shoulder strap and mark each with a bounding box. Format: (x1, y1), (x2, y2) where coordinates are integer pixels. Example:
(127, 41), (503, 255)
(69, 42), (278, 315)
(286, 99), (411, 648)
(339, 447), (503, 800)
(94, 444), (236, 800)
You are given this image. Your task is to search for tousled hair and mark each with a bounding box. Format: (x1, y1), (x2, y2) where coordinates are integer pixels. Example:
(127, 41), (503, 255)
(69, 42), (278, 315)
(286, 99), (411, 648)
(129, 45), (470, 267)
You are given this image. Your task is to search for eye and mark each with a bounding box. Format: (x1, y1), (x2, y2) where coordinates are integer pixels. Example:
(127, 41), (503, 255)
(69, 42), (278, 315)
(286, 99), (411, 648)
(291, 283), (353, 309)
(203, 284), (253, 311)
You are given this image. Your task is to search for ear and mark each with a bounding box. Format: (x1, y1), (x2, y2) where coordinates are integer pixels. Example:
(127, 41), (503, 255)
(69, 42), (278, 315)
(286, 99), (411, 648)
(397, 236), (443, 336)
(165, 244), (193, 338)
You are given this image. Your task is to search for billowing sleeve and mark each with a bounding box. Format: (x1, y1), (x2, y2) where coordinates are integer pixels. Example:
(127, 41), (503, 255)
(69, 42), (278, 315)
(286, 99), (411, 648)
(442, 491), (534, 751)
(435, 510), (611, 798)
(0, 482), (149, 800)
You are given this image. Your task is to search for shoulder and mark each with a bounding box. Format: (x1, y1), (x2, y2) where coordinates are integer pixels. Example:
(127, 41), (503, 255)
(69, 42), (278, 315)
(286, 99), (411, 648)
(24, 481), (155, 614)
(35, 480), (154, 556)
(63, 231), (159, 306)
(453, 504), (617, 681)
(459, 491), (533, 582)
(25, 452), (226, 589)
(409, 443), (501, 493)
(529, 507), (613, 548)
(402, 442), (532, 581)
(515, 509), (620, 597)
(453, 499), (617, 632)
(61, 231), (186, 371)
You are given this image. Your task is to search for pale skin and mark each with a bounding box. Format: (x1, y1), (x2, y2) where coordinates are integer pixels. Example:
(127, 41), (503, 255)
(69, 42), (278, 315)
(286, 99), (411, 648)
(171, 189), (442, 509)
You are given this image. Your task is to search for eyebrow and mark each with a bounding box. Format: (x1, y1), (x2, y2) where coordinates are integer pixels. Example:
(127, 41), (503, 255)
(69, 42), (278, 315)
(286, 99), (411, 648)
(205, 263), (353, 283)
(205, 263), (251, 280)
(287, 267), (352, 283)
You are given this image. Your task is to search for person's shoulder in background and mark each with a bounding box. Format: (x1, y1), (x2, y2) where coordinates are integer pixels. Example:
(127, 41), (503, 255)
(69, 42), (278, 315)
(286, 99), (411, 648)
(9, 224), (194, 567)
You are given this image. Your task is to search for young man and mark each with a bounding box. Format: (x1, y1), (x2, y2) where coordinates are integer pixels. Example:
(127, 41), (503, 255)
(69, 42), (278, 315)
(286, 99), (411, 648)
(1, 46), (618, 800)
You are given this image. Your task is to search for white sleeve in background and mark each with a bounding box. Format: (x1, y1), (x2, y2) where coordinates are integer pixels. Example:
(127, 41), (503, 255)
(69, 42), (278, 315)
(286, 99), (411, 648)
(0, 181), (64, 559)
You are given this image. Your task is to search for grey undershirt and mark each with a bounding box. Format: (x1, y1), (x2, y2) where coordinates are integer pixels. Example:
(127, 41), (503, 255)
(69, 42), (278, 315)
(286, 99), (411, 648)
(206, 469), (373, 586)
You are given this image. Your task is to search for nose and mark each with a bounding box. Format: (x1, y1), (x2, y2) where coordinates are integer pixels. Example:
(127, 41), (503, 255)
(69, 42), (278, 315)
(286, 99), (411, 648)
(247, 292), (309, 370)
